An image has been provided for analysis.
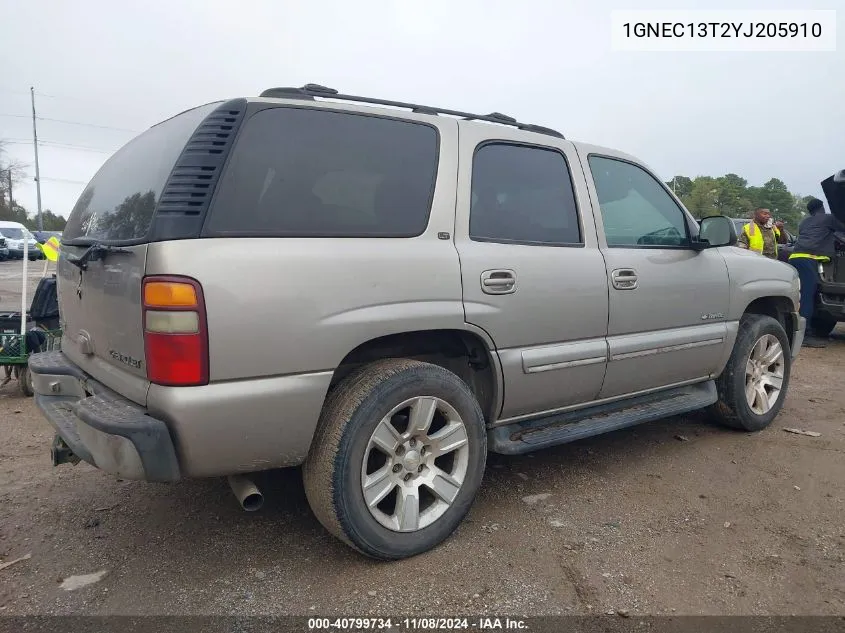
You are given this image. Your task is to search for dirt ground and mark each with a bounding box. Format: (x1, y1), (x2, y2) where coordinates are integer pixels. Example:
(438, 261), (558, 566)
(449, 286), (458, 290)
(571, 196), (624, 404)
(0, 259), (843, 616)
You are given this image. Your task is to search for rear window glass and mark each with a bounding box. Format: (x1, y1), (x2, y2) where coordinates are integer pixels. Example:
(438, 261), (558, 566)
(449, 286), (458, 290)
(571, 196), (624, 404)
(63, 103), (219, 243)
(203, 107), (439, 237)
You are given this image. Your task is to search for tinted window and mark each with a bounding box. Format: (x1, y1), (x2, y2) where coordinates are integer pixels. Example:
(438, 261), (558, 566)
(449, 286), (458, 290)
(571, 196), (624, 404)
(1, 228), (25, 239)
(63, 103), (219, 243)
(470, 143), (581, 245)
(589, 156), (689, 247)
(204, 108), (439, 237)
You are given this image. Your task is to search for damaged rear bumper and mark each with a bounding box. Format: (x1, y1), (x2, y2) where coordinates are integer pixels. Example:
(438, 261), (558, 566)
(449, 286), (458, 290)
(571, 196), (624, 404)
(29, 350), (180, 482)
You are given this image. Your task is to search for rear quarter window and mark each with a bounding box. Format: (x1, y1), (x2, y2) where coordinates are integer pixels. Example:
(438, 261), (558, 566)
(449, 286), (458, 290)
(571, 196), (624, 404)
(203, 107), (439, 237)
(63, 103), (219, 243)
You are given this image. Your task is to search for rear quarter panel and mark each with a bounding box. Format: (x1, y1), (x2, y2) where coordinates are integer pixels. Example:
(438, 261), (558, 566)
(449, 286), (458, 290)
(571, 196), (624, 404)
(145, 236), (467, 381)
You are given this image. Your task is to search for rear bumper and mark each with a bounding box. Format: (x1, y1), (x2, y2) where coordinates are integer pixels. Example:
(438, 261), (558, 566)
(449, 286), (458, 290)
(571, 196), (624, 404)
(8, 247), (40, 259)
(817, 283), (845, 320)
(30, 349), (334, 480)
(29, 350), (181, 482)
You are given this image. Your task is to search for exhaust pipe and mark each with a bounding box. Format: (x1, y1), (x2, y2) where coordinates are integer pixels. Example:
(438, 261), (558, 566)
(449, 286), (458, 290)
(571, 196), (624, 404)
(227, 474), (264, 512)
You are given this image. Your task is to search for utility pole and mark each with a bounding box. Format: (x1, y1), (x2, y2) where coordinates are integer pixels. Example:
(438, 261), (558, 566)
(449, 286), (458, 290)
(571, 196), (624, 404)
(30, 86), (44, 232)
(4, 169), (11, 208)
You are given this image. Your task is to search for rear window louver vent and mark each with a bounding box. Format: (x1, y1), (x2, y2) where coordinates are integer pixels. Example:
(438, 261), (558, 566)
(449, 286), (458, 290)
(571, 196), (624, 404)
(156, 99), (247, 218)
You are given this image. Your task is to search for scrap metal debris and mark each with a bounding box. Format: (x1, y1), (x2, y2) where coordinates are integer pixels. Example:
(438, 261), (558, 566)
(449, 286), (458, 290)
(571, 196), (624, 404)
(783, 428), (821, 437)
(0, 553), (31, 572)
(59, 570), (108, 591)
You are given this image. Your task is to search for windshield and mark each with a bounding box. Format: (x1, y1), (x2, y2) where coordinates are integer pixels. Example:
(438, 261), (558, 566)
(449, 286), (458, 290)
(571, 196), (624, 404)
(1, 228), (25, 239)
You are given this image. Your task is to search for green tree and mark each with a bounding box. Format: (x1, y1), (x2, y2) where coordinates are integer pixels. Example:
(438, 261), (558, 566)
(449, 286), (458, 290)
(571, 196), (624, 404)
(714, 173), (749, 217)
(681, 177), (719, 218)
(670, 173), (812, 228)
(39, 209), (67, 231)
(0, 203), (30, 225)
(665, 176), (693, 198)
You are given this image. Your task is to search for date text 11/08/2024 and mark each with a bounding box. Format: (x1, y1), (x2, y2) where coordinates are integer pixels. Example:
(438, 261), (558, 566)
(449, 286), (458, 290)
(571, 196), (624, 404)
(307, 617), (528, 630)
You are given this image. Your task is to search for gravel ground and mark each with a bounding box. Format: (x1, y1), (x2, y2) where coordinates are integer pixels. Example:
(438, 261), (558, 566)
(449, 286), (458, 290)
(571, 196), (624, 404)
(0, 259), (843, 616)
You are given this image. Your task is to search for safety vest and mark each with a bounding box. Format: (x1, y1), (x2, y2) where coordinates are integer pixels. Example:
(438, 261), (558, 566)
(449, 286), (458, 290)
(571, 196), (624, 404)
(743, 222), (780, 257)
(789, 252), (830, 262)
(37, 236), (61, 262)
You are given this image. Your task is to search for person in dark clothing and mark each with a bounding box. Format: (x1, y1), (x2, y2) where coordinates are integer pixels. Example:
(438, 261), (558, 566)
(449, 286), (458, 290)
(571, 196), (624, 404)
(788, 197), (845, 347)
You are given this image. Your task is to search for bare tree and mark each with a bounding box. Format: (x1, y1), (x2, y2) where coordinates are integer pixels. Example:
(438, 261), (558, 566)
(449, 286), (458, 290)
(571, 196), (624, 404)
(0, 139), (30, 211)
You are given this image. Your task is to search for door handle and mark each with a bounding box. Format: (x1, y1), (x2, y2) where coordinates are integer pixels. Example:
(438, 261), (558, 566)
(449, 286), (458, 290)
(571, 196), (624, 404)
(611, 268), (638, 290)
(481, 269), (517, 295)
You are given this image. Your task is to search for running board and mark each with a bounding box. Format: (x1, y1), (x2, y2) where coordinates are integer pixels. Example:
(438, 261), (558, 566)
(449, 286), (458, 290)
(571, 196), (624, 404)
(488, 381), (717, 455)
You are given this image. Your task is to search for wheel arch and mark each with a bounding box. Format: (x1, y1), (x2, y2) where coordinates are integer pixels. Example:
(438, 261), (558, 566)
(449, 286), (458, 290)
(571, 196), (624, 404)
(329, 328), (503, 425)
(742, 295), (796, 349)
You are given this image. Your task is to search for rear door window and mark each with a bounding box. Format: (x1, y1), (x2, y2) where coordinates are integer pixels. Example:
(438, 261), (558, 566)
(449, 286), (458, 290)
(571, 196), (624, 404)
(469, 142), (582, 245)
(203, 107), (439, 237)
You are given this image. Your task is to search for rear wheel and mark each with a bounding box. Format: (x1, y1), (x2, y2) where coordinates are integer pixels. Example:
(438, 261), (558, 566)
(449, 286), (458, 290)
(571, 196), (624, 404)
(303, 359), (487, 560)
(711, 314), (791, 431)
(18, 365), (33, 397)
(810, 313), (837, 338)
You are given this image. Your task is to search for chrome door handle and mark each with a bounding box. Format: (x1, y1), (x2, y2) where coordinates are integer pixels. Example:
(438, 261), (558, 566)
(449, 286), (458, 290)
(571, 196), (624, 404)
(611, 268), (638, 290)
(481, 269), (517, 295)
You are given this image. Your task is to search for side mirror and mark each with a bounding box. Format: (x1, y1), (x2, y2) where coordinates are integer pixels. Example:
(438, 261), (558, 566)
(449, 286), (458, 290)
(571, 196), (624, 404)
(834, 169), (845, 184)
(698, 215), (736, 248)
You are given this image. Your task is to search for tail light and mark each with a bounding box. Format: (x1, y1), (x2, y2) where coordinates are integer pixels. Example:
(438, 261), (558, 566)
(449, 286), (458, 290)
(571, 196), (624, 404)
(142, 276), (209, 386)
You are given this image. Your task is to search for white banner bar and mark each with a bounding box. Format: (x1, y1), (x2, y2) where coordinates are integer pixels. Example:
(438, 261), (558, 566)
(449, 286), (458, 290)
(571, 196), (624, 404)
(611, 10), (837, 52)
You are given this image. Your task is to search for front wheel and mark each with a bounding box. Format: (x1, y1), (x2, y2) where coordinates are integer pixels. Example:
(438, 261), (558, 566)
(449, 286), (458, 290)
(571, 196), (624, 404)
(303, 359), (487, 560)
(710, 314), (791, 432)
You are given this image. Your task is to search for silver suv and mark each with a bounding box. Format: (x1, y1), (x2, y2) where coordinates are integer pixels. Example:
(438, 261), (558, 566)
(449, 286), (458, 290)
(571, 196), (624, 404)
(31, 84), (805, 559)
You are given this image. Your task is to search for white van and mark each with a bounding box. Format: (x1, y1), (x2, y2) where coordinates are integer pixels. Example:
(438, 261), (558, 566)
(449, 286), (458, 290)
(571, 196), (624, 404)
(0, 221), (40, 260)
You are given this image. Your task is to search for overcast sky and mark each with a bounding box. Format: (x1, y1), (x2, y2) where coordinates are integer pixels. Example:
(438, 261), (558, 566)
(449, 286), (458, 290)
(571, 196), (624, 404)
(1, 0), (842, 219)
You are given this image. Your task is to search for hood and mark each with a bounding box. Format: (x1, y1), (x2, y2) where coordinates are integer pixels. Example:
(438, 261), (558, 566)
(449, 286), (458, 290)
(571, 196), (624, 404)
(821, 170), (845, 223)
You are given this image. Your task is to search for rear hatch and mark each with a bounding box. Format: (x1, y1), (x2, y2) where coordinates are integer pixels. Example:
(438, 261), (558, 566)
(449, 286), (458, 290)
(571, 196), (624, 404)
(821, 170), (845, 223)
(821, 170), (845, 284)
(58, 100), (237, 405)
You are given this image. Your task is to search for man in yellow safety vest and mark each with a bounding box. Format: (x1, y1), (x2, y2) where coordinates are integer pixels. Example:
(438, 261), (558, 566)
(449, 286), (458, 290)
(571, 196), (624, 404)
(736, 208), (786, 259)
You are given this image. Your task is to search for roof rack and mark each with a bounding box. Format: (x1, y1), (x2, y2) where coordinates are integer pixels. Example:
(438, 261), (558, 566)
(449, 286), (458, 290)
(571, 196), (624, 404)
(258, 84), (564, 139)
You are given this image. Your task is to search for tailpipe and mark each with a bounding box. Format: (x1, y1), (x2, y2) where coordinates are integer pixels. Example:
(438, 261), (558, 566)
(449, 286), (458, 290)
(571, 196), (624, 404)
(227, 474), (264, 512)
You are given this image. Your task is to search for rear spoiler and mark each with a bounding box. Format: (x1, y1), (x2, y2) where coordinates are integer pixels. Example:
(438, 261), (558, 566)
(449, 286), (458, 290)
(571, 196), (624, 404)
(821, 170), (845, 223)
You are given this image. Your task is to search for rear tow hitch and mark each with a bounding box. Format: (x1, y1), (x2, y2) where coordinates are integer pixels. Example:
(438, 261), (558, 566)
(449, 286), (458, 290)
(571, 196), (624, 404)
(51, 435), (80, 466)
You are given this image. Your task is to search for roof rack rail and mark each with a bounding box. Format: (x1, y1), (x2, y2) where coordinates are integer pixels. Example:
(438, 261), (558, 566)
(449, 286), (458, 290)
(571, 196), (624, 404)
(258, 84), (564, 139)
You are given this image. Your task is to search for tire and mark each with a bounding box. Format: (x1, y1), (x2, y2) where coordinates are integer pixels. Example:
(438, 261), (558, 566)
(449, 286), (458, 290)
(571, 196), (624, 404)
(710, 314), (791, 432)
(18, 365), (33, 397)
(303, 359), (487, 560)
(810, 313), (837, 338)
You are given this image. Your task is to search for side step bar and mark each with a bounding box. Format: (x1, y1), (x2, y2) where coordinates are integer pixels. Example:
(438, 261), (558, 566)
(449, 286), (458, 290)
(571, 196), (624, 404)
(488, 381), (717, 455)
